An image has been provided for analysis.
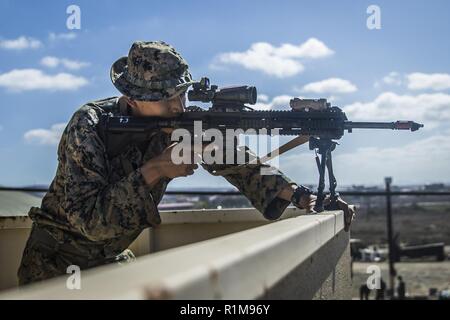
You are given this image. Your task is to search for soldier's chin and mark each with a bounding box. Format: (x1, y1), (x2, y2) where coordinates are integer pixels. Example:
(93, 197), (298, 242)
(167, 109), (184, 117)
(162, 128), (175, 134)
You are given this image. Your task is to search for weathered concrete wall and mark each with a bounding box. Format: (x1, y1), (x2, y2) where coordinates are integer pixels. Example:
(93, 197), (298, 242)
(0, 208), (293, 290)
(313, 232), (352, 300)
(0, 216), (32, 289)
(0, 209), (352, 299)
(0, 208), (300, 290)
(259, 229), (351, 299)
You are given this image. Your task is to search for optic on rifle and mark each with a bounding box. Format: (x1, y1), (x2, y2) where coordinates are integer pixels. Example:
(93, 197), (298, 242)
(188, 77), (257, 105)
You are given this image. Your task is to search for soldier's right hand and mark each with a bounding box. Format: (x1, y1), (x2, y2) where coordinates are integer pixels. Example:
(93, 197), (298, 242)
(140, 143), (200, 185)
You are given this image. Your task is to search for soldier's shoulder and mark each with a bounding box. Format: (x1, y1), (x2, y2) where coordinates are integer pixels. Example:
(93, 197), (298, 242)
(69, 97), (119, 128)
(84, 96), (120, 113)
(62, 97), (118, 145)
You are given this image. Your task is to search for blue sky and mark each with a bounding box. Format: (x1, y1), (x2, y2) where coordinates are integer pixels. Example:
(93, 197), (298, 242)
(1, 0), (450, 187)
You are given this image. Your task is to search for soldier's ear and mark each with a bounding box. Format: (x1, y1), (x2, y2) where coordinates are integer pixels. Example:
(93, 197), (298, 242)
(126, 97), (139, 109)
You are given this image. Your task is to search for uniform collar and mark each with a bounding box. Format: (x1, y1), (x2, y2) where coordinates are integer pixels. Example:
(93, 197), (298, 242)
(118, 96), (132, 116)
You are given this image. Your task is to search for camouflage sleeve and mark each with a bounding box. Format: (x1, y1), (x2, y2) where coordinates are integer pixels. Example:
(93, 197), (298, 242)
(61, 107), (160, 241)
(203, 145), (296, 220)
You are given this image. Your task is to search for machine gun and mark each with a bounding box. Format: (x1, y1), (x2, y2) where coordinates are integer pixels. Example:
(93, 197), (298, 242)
(98, 77), (424, 212)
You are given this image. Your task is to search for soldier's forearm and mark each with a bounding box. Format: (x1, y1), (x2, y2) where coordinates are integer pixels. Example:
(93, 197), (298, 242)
(139, 162), (163, 187)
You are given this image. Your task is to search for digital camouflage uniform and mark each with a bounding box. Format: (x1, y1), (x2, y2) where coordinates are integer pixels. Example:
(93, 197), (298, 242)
(18, 41), (296, 285)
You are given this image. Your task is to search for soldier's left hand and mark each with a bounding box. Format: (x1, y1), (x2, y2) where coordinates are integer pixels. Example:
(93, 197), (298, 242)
(293, 193), (317, 214)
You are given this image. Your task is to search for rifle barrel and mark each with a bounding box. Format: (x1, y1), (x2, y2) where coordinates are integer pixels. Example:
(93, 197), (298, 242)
(345, 121), (424, 132)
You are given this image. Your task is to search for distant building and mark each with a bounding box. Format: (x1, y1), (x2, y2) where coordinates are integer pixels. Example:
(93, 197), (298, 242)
(349, 185), (382, 191)
(424, 183), (446, 191)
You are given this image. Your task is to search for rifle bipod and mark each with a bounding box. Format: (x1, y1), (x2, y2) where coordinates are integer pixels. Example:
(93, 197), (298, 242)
(309, 137), (340, 212)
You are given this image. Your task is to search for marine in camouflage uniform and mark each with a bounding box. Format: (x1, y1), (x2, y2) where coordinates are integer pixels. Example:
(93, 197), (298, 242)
(17, 41), (310, 285)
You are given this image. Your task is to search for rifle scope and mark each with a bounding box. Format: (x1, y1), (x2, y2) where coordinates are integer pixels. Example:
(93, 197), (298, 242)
(188, 77), (257, 105)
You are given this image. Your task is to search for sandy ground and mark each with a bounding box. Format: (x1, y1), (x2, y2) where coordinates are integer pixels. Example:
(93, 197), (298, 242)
(352, 261), (450, 299)
(350, 203), (450, 245)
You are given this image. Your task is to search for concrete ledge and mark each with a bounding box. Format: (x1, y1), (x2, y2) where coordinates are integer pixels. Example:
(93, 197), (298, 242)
(0, 210), (350, 299)
(158, 206), (306, 224)
(0, 207), (305, 290)
(146, 207), (306, 253)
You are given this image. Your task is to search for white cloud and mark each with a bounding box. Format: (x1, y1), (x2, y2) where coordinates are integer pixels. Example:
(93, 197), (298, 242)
(214, 38), (334, 78)
(280, 134), (450, 185)
(40, 56), (60, 68)
(275, 38), (335, 59)
(374, 72), (402, 88)
(253, 95), (294, 110)
(217, 43), (304, 78)
(40, 56), (90, 70)
(258, 94), (269, 103)
(300, 78), (357, 94)
(0, 69), (88, 92)
(0, 36), (42, 50)
(333, 135), (450, 184)
(343, 92), (450, 128)
(375, 72), (450, 91)
(49, 32), (77, 41)
(383, 72), (402, 86)
(24, 123), (67, 146)
(407, 72), (450, 91)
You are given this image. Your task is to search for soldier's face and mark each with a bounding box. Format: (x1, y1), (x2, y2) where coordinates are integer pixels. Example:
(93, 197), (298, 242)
(130, 93), (186, 117)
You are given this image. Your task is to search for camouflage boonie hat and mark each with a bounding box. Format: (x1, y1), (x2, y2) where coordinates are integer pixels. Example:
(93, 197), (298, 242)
(111, 41), (195, 101)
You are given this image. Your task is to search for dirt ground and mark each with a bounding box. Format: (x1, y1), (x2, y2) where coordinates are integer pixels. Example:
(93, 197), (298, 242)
(350, 202), (450, 245)
(352, 261), (450, 299)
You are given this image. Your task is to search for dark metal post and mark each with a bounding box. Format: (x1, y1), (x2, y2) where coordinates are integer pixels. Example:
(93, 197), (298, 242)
(385, 177), (396, 299)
